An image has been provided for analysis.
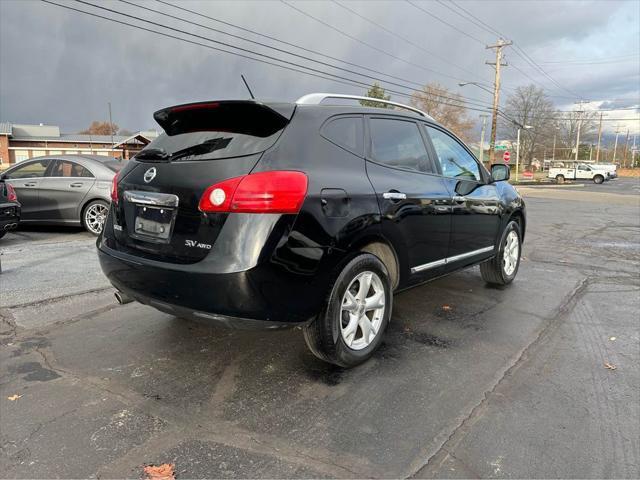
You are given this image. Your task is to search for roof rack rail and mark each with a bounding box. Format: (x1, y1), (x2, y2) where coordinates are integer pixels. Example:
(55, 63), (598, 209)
(296, 93), (433, 120)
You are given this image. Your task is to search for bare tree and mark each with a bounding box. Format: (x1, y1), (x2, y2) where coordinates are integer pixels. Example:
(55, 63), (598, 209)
(410, 83), (474, 141)
(502, 85), (557, 165)
(557, 110), (598, 159)
(79, 121), (119, 136)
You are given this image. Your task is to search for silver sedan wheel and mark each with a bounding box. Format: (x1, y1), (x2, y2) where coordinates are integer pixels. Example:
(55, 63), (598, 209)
(340, 271), (386, 351)
(503, 230), (520, 276)
(85, 202), (108, 234)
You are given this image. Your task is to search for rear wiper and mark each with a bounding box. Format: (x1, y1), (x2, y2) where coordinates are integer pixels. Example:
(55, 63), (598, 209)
(135, 148), (171, 162)
(169, 137), (232, 162)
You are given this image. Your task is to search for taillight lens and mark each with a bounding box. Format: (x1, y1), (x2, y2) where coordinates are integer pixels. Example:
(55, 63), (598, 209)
(110, 172), (119, 204)
(199, 171), (308, 214)
(6, 183), (17, 202)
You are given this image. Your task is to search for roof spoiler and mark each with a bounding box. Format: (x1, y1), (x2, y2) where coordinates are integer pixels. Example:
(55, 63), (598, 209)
(153, 100), (295, 137)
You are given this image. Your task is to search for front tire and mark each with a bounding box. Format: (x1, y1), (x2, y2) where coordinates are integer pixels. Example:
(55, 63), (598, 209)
(303, 253), (392, 368)
(480, 220), (522, 286)
(82, 200), (109, 236)
(593, 174), (604, 184)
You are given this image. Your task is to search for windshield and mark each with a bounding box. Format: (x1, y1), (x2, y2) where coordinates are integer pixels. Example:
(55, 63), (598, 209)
(139, 129), (284, 162)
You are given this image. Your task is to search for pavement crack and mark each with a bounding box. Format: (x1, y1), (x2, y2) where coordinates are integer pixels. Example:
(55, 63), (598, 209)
(408, 276), (591, 478)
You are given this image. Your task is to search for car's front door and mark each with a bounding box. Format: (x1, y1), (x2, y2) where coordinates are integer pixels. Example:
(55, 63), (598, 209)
(576, 163), (592, 179)
(3, 159), (51, 219)
(365, 116), (452, 285)
(423, 125), (501, 269)
(39, 160), (95, 221)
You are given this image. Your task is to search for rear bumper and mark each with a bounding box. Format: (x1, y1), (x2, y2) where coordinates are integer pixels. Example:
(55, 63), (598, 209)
(97, 240), (325, 327)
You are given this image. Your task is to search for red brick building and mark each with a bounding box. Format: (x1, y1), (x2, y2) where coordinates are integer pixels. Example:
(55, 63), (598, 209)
(0, 122), (157, 167)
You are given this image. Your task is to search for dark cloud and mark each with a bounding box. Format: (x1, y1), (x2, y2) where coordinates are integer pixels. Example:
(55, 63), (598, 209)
(1, 0), (638, 134)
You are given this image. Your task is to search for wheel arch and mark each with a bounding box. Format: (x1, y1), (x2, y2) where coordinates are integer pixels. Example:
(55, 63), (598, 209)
(509, 209), (526, 242)
(349, 235), (401, 290)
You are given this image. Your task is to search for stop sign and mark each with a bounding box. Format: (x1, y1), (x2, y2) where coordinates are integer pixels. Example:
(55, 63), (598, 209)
(503, 151), (511, 163)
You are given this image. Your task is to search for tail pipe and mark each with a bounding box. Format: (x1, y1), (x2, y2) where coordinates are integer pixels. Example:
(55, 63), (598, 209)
(3, 223), (18, 231)
(114, 290), (134, 305)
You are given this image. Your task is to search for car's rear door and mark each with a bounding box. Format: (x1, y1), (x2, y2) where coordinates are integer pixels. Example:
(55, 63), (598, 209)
(38, 160), (95, 221)
(364, 115), (452, 284)
(3, 158), (51, 220)
(423, 125), (500, 269)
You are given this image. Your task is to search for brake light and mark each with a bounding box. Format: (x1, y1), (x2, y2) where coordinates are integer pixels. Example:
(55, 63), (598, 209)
(199, 171), (308, 214)
(110, 172), (119, 204)
(6, 183), (17, 202)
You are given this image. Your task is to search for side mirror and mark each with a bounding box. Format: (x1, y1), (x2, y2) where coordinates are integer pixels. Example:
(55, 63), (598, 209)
(490, 163), (510, 182)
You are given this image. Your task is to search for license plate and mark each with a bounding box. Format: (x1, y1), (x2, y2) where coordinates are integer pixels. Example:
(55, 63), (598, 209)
(134, 205), (174, 241)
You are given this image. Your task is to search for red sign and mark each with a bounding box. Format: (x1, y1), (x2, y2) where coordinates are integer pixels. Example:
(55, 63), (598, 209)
(503, 151), (511, 163)
(523, 171), (534, 178)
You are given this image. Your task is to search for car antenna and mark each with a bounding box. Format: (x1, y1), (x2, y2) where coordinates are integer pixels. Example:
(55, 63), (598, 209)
(241, 74), (255, 100)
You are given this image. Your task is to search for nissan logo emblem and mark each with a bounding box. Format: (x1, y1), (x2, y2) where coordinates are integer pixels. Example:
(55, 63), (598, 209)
(143, 167), (157, 183)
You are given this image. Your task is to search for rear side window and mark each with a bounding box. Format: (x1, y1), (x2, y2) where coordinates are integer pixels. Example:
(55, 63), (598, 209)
(369, 118), (429, 172)
(50, 160), (94, 178)
(426, 126), (481, 181)
(322, 116), (363, 155)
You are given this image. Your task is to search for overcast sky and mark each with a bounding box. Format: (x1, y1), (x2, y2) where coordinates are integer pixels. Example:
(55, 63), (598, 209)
(1, 0), (638, 136)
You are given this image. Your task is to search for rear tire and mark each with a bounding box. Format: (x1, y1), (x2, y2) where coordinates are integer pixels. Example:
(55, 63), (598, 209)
(480, 220), (522, 286)
(303, 253), (392, 368)
(556, 174), (565, 184)
(593, 174), (604, 184)
(82, 200), (109, 236)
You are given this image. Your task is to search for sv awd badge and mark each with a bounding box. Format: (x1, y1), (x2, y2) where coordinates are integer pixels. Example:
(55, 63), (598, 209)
(185, 239), (212, 250)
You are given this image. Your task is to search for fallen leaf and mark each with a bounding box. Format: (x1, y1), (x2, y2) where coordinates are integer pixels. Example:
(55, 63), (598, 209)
(442, 305), (451, 311)
(609, 336), (616, 341)
(604, 363), (617, 370)
(7, 395), (21, 401)
(143, 464), (175, 480)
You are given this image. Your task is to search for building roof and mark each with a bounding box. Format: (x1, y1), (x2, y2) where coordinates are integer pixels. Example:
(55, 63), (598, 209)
(0, 122), (158, 145)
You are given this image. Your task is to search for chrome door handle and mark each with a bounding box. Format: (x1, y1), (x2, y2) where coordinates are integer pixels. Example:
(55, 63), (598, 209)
(382, 192), (407, 200)
(453, 195), (466, 203)
(70, 182), (83, 187)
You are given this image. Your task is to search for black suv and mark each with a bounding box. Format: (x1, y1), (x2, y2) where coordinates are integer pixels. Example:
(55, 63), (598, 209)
(98, 94), (525, 367)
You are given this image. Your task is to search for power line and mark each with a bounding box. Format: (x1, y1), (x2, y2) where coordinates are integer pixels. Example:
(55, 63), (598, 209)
(405, 0), (486, 46)
(330, 0), (486, 81)
(40, 0), (496, 115)
(279, 0), (478, 85)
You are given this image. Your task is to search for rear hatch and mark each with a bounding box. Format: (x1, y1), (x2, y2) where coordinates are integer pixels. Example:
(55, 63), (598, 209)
(109, 100), (295, 263)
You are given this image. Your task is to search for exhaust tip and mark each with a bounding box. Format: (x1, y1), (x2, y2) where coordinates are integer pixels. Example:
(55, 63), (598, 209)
(114, 290), (134, 305)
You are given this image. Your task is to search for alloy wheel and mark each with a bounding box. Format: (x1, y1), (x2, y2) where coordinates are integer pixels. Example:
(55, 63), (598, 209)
(340, 271), (386, 350)
(503, 230), (520, 276)
(85, 203), (108, 234)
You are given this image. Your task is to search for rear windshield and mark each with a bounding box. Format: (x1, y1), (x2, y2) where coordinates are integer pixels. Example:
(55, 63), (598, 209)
(141, 129), (284, 162)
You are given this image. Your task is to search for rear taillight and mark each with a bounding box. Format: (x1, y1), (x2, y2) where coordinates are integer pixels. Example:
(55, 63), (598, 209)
(110, 172), (119, 204)
(6, 183), (17, 202)
(199, 171), (308, 214)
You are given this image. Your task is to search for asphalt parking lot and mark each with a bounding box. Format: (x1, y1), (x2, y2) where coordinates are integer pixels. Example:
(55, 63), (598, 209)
(1, 178), (639, 478)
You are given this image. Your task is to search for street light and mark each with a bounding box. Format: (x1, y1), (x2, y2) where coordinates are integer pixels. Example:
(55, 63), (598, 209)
(515, 124), (533, 182)
(458, 82), (494, 95)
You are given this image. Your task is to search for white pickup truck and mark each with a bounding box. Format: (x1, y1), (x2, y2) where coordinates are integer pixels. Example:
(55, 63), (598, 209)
(549, 163), (608, 184)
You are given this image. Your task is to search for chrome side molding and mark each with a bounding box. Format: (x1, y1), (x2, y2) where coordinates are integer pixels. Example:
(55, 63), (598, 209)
(411, 245), (494, 274)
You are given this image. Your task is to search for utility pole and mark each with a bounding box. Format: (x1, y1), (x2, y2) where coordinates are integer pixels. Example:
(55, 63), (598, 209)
(486, 39), (512, 163)
(595, 112), (603, 162)
(108, 102), (115, 156)
(623, 129), (630, 167)
(613, 125), (622, 163)
(574, 100), (588, 162)
(478, 114), (488, 164)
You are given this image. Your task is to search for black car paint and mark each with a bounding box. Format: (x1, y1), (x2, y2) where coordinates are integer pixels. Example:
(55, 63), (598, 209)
(98, 101), (525, 326)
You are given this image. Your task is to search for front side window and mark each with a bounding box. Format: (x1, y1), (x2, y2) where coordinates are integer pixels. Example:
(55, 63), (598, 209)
(50, 160), (94, 178)
(426, 127), (481, 181)
(322, 116), (363, 155)
(369, 118), (429, 172)
(4, 159), (50, 179)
